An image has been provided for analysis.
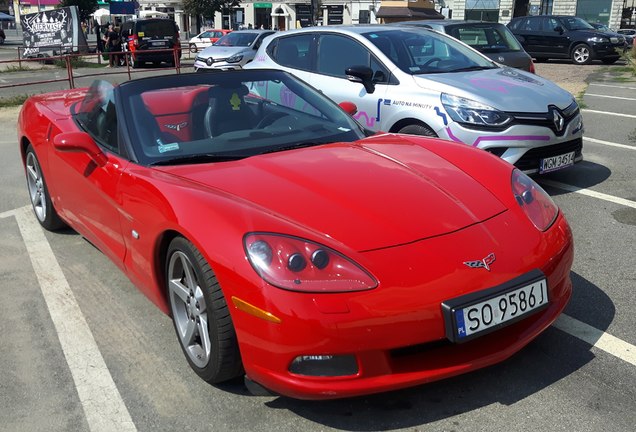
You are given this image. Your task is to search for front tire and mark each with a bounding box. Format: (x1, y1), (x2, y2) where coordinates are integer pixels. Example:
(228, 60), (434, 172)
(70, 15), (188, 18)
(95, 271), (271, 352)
(25, 144), (65, 231)
(398, 123), (438, 137)
(571, 44), (592, 65)
(166, 237), (243, 383)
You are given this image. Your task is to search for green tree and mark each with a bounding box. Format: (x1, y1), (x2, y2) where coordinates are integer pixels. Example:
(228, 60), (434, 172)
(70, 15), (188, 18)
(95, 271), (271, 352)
(183, 0), (241, 26)
(59, 0), (99, 23)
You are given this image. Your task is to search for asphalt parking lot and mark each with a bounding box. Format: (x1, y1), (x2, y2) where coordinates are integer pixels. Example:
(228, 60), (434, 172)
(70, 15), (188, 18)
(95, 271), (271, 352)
(0, 64), (635, 431)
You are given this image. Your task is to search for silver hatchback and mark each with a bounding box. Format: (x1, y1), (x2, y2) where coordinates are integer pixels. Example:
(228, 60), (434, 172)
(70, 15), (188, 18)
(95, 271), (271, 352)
(194, 30), (275, 71)
(246, 25), (584, 174)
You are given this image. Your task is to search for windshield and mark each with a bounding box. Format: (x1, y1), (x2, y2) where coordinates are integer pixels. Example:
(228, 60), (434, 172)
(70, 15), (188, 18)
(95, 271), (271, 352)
(447, 24), (522, 53)
(362, 29), (496, 75)
(214, 32), (258, 47)
(116, 70), (367, 166)
(137, 20), (177, 37)
(562, 17), (594, 31)
(73, 80), (118, 150)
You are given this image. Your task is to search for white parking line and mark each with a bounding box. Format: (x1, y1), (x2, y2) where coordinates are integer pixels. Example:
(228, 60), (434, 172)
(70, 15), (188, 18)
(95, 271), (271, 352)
(13, 206), (137, 432)
(581, 109), (636, 119)
(584, 137), (636, 150)
(586, 93), (636, 101)
(0, 206), (23, 219)
(539, 179), (636, 210)
(554, 315), (636, 367)
(588, 83), (636, 91)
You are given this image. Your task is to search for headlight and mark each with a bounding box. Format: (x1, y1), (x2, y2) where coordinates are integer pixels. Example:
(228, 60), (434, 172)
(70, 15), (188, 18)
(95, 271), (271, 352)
(226, 54), (244, 63)
(244, 233), (377, 292)
(587, 36), (609, 43)
(205, 57), (214, 66)
(511, 170), (558, 231)
(441, 93), (512, 128)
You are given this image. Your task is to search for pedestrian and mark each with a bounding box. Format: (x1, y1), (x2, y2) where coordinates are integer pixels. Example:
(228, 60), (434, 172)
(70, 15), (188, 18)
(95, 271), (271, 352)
(94, 20), (104, 53)
(104, 24), (119, 67)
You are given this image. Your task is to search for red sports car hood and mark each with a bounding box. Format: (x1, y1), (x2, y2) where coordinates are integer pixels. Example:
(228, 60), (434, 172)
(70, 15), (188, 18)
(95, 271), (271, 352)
(155, 135), (507, 251)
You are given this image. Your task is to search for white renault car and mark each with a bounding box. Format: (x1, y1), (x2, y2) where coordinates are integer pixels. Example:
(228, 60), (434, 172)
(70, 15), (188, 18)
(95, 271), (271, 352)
(194, 30), (275, 71)
(246, 26), (584, 174)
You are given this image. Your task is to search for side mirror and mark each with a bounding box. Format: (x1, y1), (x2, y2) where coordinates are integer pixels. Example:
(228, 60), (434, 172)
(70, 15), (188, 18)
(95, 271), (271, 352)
(345, 65), (375, 94)
(338, 101), (358, 115)
(53, 132), (108, 167)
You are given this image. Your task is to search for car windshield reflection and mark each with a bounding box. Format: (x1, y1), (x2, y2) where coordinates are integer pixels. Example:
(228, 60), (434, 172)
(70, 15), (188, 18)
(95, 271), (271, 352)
(116, 70), (367, 166)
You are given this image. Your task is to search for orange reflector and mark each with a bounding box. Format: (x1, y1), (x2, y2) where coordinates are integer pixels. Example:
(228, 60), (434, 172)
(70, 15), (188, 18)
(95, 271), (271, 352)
(231, 296), (281, 324)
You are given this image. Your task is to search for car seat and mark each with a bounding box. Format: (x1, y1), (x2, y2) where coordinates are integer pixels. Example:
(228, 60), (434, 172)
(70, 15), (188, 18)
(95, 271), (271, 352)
(203, 84), (256, 137)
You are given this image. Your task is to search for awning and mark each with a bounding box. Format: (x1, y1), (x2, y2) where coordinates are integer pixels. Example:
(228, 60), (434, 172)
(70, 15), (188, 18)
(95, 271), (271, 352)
(0, 12), (15, 21)
(375, 7), (445, 20)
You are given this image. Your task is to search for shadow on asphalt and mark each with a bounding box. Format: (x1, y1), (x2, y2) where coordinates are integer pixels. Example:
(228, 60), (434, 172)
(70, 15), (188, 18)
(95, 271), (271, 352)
(538, 160), (612, 194)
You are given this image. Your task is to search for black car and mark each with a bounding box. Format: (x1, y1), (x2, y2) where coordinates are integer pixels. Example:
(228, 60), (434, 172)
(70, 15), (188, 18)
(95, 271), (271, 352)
(119, 18), (181, 68)
(397, 20), (535, 72)
(508, 15), (626, 65)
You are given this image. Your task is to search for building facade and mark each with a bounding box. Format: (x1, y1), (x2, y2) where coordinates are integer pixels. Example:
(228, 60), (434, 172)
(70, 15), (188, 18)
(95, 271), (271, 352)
(6, 0), (635, 38)
(446, 0), (629, 29)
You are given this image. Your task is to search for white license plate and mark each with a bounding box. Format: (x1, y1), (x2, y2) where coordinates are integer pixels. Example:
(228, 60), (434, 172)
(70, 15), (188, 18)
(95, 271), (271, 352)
(540, 151), (575, 173)
(151, 41), (166, 46)
(452, 279), (548, 340)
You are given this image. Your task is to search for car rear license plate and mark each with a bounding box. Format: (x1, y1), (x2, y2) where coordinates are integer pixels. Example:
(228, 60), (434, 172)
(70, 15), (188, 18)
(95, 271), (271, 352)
(151, 41), (166, 46)
(540, 151), (575, 173)
(441, 270), (549, 342)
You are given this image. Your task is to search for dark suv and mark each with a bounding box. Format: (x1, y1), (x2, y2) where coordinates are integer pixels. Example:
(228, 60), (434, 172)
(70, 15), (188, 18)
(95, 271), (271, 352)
(120, 18), (181, 68)
(508, 15), (626, 65)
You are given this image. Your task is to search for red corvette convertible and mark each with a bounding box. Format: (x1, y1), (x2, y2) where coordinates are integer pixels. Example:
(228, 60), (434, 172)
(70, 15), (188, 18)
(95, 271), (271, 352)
(17, 70), (573, 400)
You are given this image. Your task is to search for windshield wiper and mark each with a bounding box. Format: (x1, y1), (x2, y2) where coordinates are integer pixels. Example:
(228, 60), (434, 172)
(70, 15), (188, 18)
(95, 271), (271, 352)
(447, 65), (497, 73)
(150, 153), (246, 166)
(257, 141), (330, 155)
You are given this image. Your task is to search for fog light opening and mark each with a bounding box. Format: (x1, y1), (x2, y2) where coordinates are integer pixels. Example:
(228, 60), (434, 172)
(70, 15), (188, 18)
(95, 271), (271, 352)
(289, 354), (358, 377)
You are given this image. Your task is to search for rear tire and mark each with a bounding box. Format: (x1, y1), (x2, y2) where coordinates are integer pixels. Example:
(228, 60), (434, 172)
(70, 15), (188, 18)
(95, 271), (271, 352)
(398, 124), (438, 137)
(24, 144), (66, 231)
(571, 44), (592, 65)
(166, 237), (243, 383)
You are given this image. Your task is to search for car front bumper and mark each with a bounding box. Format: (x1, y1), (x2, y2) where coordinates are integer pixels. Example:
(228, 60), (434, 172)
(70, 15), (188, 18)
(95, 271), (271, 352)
(440, 112), (584, 174)
(224, 211), (574, 399)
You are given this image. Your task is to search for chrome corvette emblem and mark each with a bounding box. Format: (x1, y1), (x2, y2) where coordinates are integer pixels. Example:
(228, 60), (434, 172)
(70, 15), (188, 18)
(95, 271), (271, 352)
(165, 121), (188, 131)
(551, 109), (565, 132)
(463, 253), (496, 271)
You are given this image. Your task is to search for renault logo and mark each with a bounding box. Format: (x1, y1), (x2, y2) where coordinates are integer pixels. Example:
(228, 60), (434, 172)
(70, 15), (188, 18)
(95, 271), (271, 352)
(552, 109), (565, 132)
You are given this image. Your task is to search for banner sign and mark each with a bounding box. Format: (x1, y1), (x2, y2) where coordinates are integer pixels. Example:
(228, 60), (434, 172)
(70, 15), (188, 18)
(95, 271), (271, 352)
(21, 6), (88, 58)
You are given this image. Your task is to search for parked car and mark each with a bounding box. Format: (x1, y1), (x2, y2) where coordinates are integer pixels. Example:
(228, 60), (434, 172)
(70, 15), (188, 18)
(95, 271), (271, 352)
(616, 28), (635, 46)
(247, 26), (584, 174)
(120, 18), (181, 68)
(507, 15), (626, 65)
(18, 69), (573, 400)
(589, 22), (631, 51)
(396, 20), (534, 72)
(193, 30), (275, 71)
(188, 29), (232, 53)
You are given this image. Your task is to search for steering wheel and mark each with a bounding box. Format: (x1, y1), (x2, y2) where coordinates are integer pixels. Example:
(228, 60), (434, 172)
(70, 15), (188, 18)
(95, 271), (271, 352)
(423, 57), (442, 67)
(256, 112), (290, 129)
